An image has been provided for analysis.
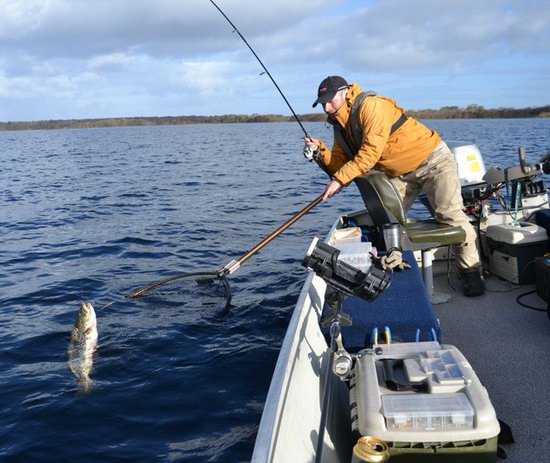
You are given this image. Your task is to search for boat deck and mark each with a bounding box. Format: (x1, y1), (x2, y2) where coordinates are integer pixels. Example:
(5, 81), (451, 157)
(432, 261), (549, 462)
(252, 214), (549, 463)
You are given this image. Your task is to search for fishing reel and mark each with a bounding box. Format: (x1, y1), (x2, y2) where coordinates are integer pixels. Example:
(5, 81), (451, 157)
(303, 144), (319, 162)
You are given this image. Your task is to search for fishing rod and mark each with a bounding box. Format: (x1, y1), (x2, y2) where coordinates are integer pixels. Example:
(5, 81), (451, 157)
(128, 4), (333, 301)
(208, 0), (320, 162)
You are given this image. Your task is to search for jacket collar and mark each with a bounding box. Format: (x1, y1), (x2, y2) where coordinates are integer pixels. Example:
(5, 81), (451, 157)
(330, 83), (364, 128)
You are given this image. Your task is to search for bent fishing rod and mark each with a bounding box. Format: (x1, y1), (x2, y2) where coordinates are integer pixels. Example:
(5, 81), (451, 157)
(128, 4), (333, 300)
(209, 0), (324, 165)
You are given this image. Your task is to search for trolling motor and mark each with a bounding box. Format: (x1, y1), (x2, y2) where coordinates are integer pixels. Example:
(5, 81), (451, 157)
(482, 147), (550, 216)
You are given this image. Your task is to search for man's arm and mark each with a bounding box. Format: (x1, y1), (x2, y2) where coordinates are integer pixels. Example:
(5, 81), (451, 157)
(304, 138), (350, 177)
(331, 98), (395, 185)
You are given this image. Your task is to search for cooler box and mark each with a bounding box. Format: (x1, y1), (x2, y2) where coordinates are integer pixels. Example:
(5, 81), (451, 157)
(351, 342), (500, 462)
(486, 222), (548, 284)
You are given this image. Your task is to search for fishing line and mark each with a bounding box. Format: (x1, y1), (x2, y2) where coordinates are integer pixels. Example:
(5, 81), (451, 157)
(126, 5), (335, 301)
(96, 301), (116, 313)
(208, 0), (332, 172)
(209, 0), (310, 139)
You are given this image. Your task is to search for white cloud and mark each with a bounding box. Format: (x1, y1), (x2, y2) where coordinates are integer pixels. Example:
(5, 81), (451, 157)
(0, 0), (334, 58)
(175, 61), (236, 93)
(88, 53), (136, 70)
(0, 0), (54, 37)
(0, 0), (548, 120)
(0, 66), (101, 99)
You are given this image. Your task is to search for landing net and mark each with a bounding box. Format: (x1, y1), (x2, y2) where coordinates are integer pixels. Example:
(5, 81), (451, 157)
(128, 271), (232, 309)
(128, 195), (324, 308)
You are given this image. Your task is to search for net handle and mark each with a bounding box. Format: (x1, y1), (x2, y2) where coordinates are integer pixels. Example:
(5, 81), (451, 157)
(128, 194), (325, 298)
(232, 193), (324, 269)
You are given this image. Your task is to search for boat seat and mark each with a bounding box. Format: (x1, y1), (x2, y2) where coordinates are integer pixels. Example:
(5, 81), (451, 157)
(321, 250), (441, 351)
(355, 174), (467, 304)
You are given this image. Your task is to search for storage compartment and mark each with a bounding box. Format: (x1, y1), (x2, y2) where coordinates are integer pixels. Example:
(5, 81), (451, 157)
(486, 223), (548, 284)
(326, 226), (374, 272)
(382, 393), (474, 431)
(351, 342), (500, 463)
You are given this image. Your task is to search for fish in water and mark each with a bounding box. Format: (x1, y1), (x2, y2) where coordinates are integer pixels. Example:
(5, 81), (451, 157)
(68, 302), (98, 391)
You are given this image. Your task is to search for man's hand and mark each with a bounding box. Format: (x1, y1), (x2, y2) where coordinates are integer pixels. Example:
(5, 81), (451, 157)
(303, 137), (322, 161)
(304, 137), (320, 152)
(380, 248), (411, 271)
(323, 180), (342, 201)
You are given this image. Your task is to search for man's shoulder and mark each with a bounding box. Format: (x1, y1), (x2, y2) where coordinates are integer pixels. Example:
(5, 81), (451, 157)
(355, 91), (378, 105)
(358, 94), (394, 112)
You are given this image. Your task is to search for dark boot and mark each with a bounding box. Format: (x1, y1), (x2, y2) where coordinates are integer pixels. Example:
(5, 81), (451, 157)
(460, 267), (485, 297)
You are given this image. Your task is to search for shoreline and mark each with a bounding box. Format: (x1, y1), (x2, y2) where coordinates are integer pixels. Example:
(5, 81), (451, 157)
(1, 106), (549, 132)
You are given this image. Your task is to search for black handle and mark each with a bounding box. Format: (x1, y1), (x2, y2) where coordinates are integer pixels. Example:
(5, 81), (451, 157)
(382, 359), (427, 392)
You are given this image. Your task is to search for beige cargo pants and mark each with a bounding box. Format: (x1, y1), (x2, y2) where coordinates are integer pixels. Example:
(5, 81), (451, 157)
(388, 142), (480, 270)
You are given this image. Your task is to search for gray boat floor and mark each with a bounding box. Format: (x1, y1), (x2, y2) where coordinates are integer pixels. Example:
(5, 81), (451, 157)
(433, 262), (549, 462)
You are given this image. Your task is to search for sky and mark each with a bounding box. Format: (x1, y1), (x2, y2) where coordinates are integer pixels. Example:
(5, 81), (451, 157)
(0, 0), (549, 121)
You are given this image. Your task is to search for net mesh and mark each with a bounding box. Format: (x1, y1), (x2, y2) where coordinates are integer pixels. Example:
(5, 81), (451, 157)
(129, 271), (231, 309)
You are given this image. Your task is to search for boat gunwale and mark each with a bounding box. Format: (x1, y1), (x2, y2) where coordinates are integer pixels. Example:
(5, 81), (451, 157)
(251, 271), (317, 462)
(252, 220), (342, 462)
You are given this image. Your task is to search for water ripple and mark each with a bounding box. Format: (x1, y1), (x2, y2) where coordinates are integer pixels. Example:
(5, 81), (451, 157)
(0, 121), (548, 462)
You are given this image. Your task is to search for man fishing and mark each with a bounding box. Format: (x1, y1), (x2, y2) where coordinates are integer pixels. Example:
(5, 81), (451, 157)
(305, 76), (485, 297)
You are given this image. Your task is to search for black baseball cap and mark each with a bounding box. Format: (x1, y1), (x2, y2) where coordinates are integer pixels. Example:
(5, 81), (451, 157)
(312, 76), (349, 108)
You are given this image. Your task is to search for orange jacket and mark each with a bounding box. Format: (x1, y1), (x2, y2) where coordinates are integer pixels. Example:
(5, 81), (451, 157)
(317, 83), (441, 185)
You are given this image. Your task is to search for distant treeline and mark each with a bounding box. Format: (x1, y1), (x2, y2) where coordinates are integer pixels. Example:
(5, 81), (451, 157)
(1, 104), (549, 131)
(406, 104), (550, 120)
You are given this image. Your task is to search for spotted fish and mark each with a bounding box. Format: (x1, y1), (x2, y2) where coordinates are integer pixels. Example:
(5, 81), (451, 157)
(68, 302), (98, 391)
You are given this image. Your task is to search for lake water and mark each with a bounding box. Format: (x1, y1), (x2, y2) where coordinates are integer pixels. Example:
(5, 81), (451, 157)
(0, 119), (548, 462)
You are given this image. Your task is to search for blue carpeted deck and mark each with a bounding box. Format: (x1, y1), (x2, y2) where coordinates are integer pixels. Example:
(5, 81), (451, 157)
(322, 251), (441, 352)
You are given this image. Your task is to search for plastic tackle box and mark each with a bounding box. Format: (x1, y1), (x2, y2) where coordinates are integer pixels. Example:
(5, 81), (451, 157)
(351, 342), (500, 462)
